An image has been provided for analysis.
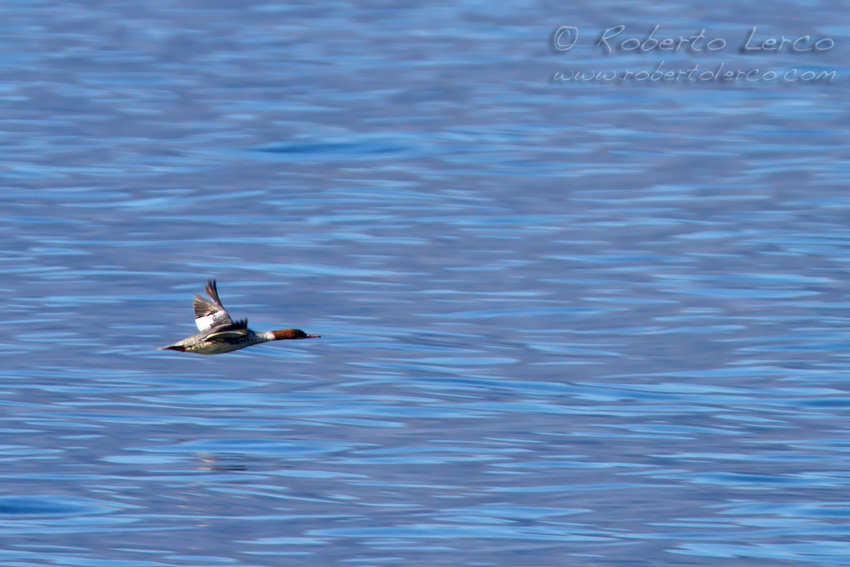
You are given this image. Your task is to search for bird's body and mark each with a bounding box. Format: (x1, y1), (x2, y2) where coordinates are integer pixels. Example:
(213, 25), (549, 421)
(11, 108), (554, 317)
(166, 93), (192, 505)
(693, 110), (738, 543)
(162, 328), (279, 355)
(160, 280), (319, 355)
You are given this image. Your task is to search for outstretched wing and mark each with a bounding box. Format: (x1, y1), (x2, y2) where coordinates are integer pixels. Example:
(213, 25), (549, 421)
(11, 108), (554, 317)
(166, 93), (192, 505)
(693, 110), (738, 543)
(193, 279), (235, 332)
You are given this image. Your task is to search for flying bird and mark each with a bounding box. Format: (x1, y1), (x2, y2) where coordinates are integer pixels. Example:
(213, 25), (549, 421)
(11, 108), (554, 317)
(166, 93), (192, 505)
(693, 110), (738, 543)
(160, 280), (320, 354)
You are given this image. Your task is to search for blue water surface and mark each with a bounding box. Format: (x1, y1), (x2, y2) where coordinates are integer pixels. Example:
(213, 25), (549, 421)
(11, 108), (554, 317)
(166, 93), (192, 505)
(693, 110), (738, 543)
(1, 0), (849, 565)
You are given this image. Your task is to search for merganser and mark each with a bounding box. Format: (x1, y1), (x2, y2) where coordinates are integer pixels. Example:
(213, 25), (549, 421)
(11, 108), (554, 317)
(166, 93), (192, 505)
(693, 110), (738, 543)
(160, 280), (320, 355)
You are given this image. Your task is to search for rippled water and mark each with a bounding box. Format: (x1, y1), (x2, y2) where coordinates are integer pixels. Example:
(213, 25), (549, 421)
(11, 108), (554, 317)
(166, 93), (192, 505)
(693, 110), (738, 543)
(1, 0), (849, 565)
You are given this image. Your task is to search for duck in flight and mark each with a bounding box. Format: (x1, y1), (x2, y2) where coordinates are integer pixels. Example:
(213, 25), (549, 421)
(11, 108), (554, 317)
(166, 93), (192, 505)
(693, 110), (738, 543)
(160, 280), (320, 354)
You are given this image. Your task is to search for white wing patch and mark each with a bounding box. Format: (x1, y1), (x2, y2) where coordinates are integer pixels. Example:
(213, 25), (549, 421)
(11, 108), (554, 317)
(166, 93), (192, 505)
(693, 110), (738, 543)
(195, 314), (216, 332)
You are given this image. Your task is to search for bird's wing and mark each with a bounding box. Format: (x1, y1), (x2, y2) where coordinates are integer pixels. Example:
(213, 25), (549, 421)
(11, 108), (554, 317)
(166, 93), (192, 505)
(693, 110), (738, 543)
(204, 318), (249, 340)
(193, 279), (235, 331)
